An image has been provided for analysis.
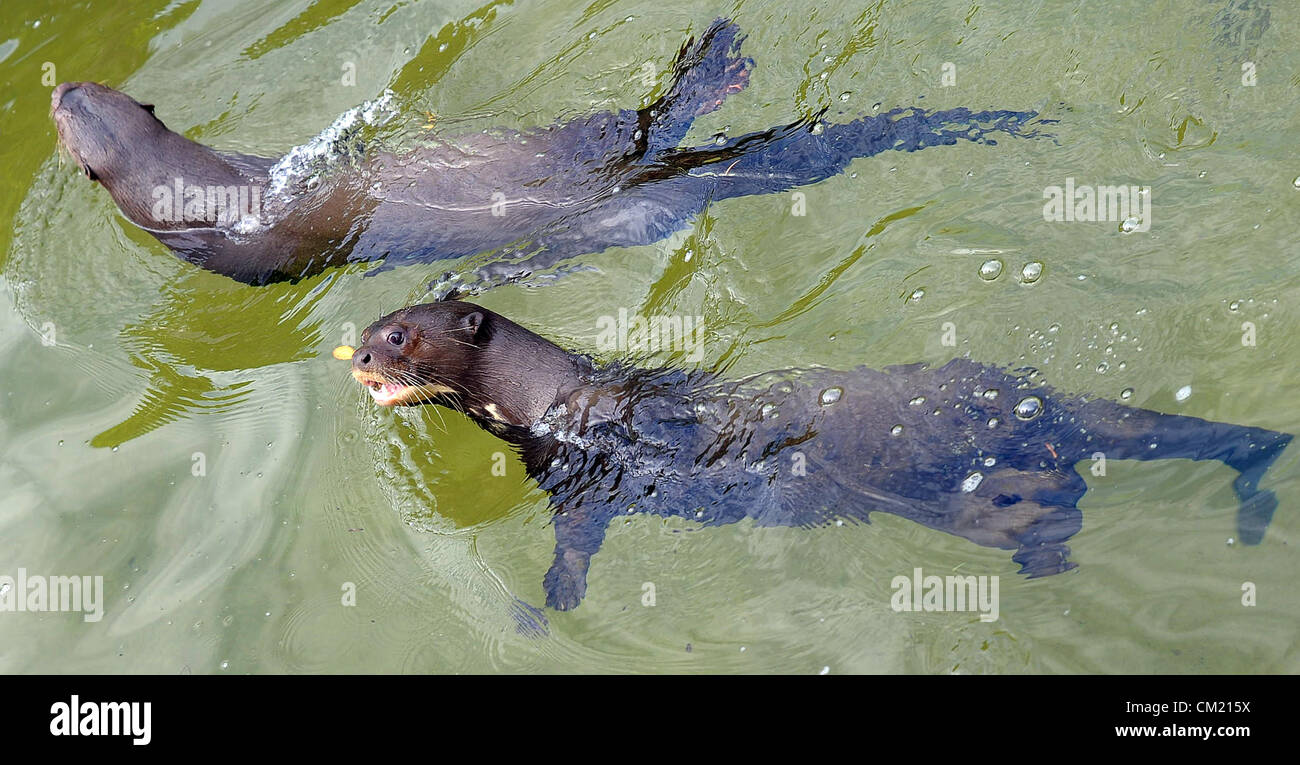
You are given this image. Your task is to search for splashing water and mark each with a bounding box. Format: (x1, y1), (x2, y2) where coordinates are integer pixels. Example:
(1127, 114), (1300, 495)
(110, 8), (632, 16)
(266, 90), (397, 200)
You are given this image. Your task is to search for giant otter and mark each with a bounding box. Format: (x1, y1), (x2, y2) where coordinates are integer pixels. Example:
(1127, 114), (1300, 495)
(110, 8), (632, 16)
(52, 19), (1051, 286)
(346, 301), (1291, 611)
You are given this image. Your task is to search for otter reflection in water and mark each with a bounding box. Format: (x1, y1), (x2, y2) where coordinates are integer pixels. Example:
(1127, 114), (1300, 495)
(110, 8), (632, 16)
(346, 301), (1291, 611)
(52, 19), (1051, 287)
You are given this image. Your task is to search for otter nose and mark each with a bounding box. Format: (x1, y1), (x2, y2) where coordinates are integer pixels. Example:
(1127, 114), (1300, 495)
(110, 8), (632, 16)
(355, 350), (372, 367)
(51, 82), (79, 112)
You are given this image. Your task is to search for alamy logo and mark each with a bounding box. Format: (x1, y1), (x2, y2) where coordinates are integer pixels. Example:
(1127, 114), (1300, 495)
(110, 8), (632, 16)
(595, 308), (705, 362)
(49, 695), (151, 746)
(1043, 178), (1151, 232)
(0, 568), (103, 622)
(890, 567), (999, 622)
(151, 177), (265, 225)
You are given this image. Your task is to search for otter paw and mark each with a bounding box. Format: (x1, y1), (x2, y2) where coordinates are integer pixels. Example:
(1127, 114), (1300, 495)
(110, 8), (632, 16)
(1012, 542), (1079, 578)
(426, 271), (476, 301)
(1236, 490), (1277, 545)
(543, 550), (590, 611)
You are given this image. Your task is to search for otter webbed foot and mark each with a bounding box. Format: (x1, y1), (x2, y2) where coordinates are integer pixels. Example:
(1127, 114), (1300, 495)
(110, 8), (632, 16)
(426, 262), (599, 301)
(426, 270), (485, 301)
(643, 18), (754, 155)
(425, 264), (532, 301)
(543, 549), (591, 611)
(1011, 504), (1083, 578)
(1012, 542), (1079, 578)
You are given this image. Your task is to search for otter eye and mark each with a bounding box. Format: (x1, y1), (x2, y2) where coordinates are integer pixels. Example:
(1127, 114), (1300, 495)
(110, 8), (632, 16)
(387, 331), (404, 346)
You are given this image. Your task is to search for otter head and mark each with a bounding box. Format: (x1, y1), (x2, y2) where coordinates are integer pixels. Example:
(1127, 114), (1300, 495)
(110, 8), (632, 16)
(51, 81), (253, 230)
(51, 82), (166, 185)
(350, 300), (586, 431)
(351, 301), (488, 408)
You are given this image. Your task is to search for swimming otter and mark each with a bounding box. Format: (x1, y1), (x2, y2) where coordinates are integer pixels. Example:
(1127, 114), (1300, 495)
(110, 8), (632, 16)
(52, 19), (1051, 286)
(347, 301), (1291, 611)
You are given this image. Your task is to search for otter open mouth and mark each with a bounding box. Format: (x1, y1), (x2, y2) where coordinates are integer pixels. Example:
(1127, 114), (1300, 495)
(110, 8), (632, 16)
(351, 370), (414, 406)
(366, 380), (411, 406)
(351, 368), (458, 407)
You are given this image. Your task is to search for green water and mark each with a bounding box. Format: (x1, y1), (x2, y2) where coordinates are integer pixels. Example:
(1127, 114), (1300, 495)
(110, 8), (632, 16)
(1, 0), (1296, 673)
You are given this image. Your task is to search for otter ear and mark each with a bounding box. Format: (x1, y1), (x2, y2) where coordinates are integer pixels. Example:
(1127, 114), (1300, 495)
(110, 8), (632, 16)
(459, 311), (484, 339)
(141, 103), (166, 127)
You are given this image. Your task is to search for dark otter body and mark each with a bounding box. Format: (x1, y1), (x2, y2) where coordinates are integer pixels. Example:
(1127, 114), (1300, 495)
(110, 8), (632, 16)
(53, 20), (1050, 286)
(349, 301), (1291, 611)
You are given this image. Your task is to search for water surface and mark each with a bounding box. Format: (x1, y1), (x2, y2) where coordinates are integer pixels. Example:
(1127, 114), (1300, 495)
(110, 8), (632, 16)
(1, 0), (1296, 673)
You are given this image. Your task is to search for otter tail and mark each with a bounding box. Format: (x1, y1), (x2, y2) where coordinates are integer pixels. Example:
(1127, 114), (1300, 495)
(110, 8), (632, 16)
(668, 105), (1053, 200)
(1073, 399), (1291, 544)
(643, 18), (754, 156)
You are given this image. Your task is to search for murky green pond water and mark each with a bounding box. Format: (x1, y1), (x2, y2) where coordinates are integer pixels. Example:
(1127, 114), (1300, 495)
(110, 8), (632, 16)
(1, 0), (1296, 673)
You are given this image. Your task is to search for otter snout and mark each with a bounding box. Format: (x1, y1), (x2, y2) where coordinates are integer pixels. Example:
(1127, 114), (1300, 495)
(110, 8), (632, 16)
(350, 344), (400, 379)
(352, 347), (379, 370)
(51, 81), (96, 115)
(350, 342), (429, 406)
(51, 82), (76, 112)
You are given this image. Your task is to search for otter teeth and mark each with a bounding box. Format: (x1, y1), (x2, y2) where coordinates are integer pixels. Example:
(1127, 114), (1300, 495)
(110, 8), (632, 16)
(365, 380), (408, 405)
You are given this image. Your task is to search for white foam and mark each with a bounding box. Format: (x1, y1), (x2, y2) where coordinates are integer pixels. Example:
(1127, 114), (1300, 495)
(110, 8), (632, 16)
(266, 89), (397, 199)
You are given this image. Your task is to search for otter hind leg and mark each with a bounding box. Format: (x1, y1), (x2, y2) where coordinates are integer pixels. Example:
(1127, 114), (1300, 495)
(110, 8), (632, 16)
(643, 18), (754, 155)
(1228, 431), (1290, 544)
(942, 467), (1087, 577)
(1075, 399), (1292, 545)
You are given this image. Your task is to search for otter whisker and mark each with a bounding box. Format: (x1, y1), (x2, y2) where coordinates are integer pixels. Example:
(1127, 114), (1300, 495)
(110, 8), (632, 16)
(439, 337), (481, 350)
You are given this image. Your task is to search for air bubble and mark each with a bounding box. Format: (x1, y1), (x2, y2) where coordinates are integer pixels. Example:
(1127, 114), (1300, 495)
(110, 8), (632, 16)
(1020, 262), (1043, 284)
(820, 387), (843, 406)
(1014, 396), (1043, 420)
(978, 259), (1003, 281)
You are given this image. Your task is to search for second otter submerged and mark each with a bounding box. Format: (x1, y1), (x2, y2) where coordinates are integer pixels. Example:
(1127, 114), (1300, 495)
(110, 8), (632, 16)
(346, 301), (1291, 612)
